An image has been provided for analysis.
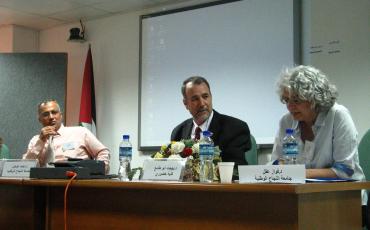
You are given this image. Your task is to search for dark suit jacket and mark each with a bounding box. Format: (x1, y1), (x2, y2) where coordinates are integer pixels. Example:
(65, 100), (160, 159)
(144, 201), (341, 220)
(171, 110), (251, 166)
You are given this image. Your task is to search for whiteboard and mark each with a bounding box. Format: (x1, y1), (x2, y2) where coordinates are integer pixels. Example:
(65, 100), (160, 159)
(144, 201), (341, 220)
(139, 0), (300, 149)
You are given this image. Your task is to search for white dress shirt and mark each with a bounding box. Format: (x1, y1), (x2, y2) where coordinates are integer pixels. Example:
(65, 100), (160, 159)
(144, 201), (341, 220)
(23, 124), (110, 172)
(191, 111), (214, 139)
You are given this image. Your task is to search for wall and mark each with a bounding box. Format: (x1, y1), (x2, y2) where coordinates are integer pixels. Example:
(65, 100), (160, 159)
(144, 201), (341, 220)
(13, 26), (39, 52)
(39, 1), (211, 174)
(0, 25), (13, 52)
(0, 25), (39, 52)
(39, 0), (370, 173)
(302, 0), (370, 139)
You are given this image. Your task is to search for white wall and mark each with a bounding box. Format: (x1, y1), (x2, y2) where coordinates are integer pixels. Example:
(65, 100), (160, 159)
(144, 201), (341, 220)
(302, 0), (370, 140)
(0, 25), (13, 52)
(0, 25), (39, 52)
(39, 12), (141, 174)
(13, 26), (39, 52)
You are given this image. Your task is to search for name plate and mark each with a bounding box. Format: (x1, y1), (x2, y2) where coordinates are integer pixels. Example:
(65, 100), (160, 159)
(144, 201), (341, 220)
(142, 158), (185, 181)
(238, 165), (306, 184)
(1, 159), (37, 178)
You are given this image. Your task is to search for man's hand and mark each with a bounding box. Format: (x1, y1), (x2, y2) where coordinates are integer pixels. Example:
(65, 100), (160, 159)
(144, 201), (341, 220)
(39, 126), (58, 142)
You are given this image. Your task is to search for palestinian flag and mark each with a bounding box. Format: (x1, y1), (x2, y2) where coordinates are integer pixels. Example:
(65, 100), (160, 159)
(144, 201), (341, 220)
(79, 45), (96, 135)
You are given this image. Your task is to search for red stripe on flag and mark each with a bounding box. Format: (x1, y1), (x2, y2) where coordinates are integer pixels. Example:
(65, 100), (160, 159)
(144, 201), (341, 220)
(79, 46), (96, 132)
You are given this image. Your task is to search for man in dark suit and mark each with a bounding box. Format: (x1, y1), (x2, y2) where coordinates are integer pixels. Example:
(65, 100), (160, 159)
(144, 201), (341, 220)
(171, 76), (251, 166)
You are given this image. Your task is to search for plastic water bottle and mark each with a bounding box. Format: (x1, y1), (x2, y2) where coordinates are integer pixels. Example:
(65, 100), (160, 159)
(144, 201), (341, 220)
(282, 128), (298, 164)
(119, 135), (132, 181)
(199, 130), (214, 183)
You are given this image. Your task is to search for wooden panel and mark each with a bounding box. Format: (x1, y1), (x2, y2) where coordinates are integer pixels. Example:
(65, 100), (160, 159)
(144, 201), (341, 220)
(22, 179), (370, 193)
(47, 187), (299, 230)
(0, 179), (368, 230)
(0, 184), (45, 230)
(298, 191), (361, 230)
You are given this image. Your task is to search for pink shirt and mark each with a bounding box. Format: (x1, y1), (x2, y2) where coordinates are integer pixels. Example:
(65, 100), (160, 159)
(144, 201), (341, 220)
(23, 125), (110, 172)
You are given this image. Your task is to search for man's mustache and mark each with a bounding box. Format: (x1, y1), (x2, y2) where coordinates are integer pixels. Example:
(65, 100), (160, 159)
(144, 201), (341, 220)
(196, 108), (208, 115)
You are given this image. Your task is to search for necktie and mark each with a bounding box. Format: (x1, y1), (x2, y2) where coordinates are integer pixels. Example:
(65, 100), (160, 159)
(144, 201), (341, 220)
(195, 127), (202, 140)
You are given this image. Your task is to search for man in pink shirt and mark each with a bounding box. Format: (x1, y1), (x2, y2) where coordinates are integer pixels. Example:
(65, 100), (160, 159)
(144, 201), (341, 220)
(23, 99), (110, 173)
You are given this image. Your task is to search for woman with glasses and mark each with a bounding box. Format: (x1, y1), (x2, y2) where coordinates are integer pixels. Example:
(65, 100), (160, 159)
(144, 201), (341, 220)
(271, 65), (365, 181)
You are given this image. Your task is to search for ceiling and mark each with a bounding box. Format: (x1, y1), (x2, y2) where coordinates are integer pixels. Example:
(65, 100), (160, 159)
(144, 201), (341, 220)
(0, 0), (201, 30)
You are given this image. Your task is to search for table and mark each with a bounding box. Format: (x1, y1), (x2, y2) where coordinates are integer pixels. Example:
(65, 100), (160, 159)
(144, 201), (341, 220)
(0, 178), (369, 230)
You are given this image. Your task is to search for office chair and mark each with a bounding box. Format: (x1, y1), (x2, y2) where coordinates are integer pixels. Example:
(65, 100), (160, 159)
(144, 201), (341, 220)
(359, 129), (370, 229)
(245, 135), (258, 165)
(359, 129), (370, 180)
(0, 144), (10, 159)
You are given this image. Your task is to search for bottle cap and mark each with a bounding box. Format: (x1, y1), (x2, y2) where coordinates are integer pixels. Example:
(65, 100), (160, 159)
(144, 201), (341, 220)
(122, 135), (130, 140)
(285, 128), (294, 135)
(202, 130), (213, 137)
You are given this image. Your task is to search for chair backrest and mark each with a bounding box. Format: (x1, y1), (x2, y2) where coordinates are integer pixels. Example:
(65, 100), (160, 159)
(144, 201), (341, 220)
(245, 135), (258, 165)
(0, 144), (10, 159)
(359, 129), (370, 180)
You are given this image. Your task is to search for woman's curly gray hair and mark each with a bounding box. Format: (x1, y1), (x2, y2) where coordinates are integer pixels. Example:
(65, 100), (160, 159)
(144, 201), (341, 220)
(277, 65), (338, 111)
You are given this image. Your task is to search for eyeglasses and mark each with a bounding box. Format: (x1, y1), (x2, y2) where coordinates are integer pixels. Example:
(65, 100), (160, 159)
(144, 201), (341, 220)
(281, 96), (304, 105)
